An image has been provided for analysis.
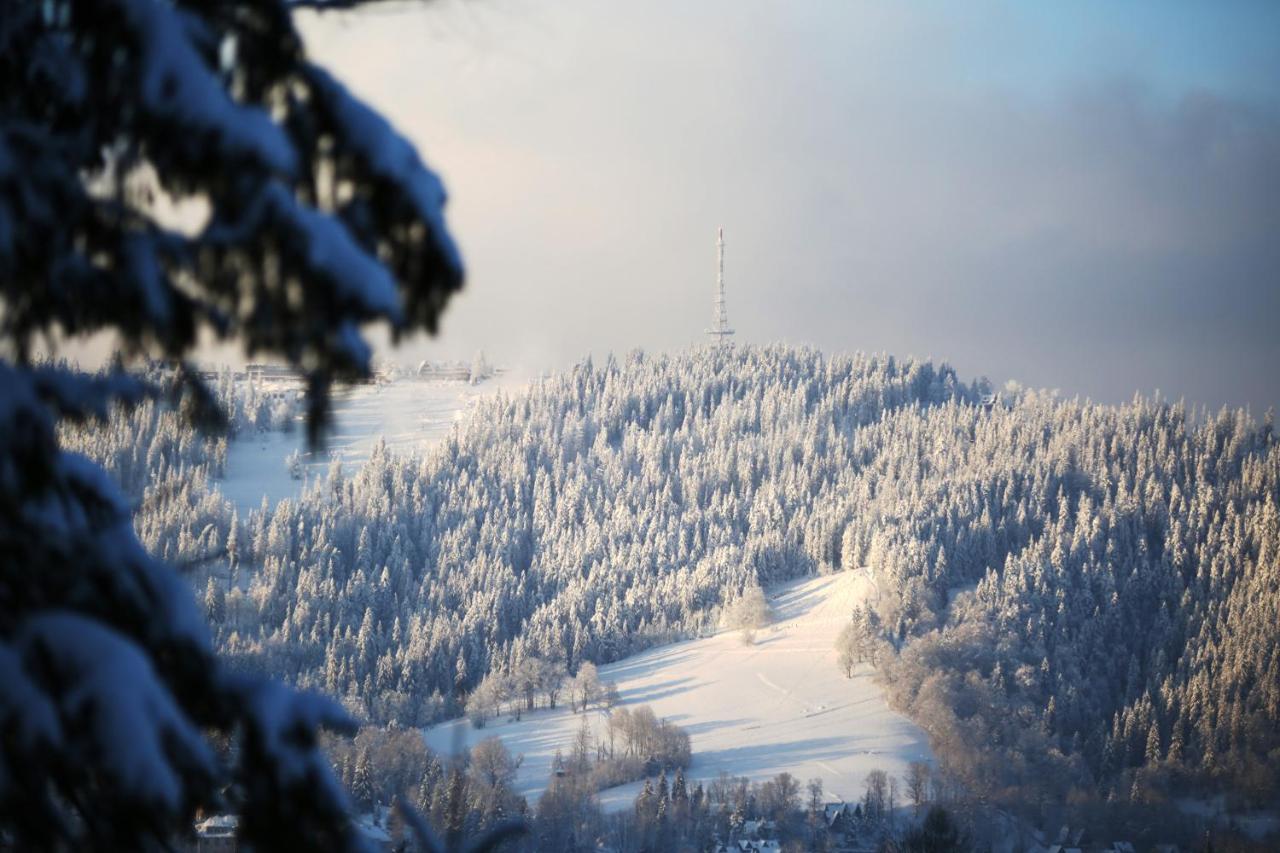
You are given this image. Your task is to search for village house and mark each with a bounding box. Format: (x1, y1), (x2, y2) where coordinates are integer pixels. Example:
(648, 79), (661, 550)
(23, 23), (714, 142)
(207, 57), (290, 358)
(1025, 825), (1141, 853)
(823, 800), (861, 844)
(189, 815), (237, 853)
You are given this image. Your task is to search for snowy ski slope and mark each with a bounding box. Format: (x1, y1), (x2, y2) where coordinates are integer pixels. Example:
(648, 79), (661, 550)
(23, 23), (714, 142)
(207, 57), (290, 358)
(424, 570), (932, 812)
(217, 378), (503, 514)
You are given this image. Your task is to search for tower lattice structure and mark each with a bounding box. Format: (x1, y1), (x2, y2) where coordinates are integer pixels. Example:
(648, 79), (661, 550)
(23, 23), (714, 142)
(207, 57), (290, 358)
(706, 226), (735, 347)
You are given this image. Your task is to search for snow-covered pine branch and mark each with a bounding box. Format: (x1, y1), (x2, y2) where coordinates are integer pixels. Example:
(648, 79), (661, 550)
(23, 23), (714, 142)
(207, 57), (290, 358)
(0, 0), (468, 847)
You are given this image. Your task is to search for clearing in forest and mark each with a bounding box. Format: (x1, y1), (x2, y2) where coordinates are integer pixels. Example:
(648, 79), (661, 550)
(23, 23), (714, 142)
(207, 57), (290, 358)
(424, 570), (932, 811)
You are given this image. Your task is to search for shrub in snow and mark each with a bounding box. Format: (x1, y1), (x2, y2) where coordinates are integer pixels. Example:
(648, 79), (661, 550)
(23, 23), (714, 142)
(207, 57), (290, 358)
(724, 585), (773, 645)
(286, 448), (304, 481)
(0, 0), (475, 848)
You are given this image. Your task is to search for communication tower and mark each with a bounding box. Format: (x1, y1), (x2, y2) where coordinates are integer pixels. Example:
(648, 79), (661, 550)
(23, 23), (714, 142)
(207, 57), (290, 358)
(706, 226), (735, 347)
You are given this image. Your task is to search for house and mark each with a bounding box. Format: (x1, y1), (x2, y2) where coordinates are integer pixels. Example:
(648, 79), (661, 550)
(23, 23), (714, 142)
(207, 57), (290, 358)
(824, 801), (858, 832)
(823, 800), (861, 842)
(1027, 823), (1091, 853)
(735, 841), (781, 852)
(191, 815), (237, 853)
(413, 360), (472, 381)
(823, 802), (850, 827)
(1054, 825), (1087, 847)
(244, 363), (296, 383)
(712, 829), (782, 852)
(1026, 833), (1135, 853)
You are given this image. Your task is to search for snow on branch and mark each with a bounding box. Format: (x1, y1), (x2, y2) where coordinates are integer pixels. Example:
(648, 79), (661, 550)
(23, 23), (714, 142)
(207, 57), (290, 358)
(18, 612), (217, 815)
(31, 365), (154, 423)
(116, 0), (297, 175)
(0, 643), (63, 782)
(305, 64), (461, 278)
(227, 674), (368, 849)
(205, 182), (401, 321)
(0, 0), (467, 844)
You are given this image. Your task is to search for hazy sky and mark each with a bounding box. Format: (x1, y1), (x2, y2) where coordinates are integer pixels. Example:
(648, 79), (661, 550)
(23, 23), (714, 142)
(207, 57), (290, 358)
(298, 1), (1280, 411)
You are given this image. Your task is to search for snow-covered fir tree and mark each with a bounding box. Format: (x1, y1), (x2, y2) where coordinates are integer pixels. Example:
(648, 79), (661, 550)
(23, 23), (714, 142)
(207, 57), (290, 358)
(0, 0), (470, 847)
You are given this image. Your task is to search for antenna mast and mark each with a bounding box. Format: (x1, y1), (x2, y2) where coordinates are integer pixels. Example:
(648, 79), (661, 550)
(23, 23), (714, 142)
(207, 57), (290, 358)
(706, 226), (735, 347)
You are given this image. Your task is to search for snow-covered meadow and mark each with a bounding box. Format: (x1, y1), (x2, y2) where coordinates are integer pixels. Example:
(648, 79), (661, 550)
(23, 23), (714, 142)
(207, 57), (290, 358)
(216, 377), (508, 514)
(424, 571), (932, 812)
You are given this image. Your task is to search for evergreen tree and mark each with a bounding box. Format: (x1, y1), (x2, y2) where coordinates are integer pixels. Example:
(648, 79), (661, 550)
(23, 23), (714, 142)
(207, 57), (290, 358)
(0, 0), (469, 847)
(899, 805), (971, 852)
(672, 768), (689, 812)
(352, 749), (375, 811)
(635, 778), (655, 821)
(1146, 720), (1164, 766)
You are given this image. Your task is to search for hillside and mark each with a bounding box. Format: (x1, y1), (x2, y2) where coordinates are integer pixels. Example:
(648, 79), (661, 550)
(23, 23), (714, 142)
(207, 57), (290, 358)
(425, 571), (931, 811)
(66, 344), (1280, 808)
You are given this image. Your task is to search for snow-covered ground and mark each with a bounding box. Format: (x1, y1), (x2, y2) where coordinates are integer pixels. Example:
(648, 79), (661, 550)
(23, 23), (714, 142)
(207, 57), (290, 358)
(217, 378), (507, 514)
(1175, 797), (1280, 840)
(424, 571), (932, 813)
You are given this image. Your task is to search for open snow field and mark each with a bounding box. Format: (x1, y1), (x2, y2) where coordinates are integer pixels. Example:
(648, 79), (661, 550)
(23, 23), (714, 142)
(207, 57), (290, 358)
(424, 571), (932, 812)
(217, 379), (503, 514)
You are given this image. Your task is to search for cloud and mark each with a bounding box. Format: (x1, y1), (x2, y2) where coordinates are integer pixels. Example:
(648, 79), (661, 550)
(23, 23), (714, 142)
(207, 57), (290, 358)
(286, 3), (1280, 412)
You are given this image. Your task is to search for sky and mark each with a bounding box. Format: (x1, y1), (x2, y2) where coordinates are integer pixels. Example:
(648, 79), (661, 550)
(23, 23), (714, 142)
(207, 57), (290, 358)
(297, 1), (1280, 412)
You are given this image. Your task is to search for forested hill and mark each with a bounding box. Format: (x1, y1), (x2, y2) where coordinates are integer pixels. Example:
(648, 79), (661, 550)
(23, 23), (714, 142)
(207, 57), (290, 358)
(211, 346), (975, 718)
(71, 346), (1279, 804)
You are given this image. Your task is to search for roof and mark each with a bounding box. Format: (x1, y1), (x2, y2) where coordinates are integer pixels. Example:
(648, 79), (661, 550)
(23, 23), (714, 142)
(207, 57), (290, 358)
(195, 815), (238, 837)
(736, 841), (781, 852)
(741, 818), (776, 836)
(824, 802), (850, 826)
